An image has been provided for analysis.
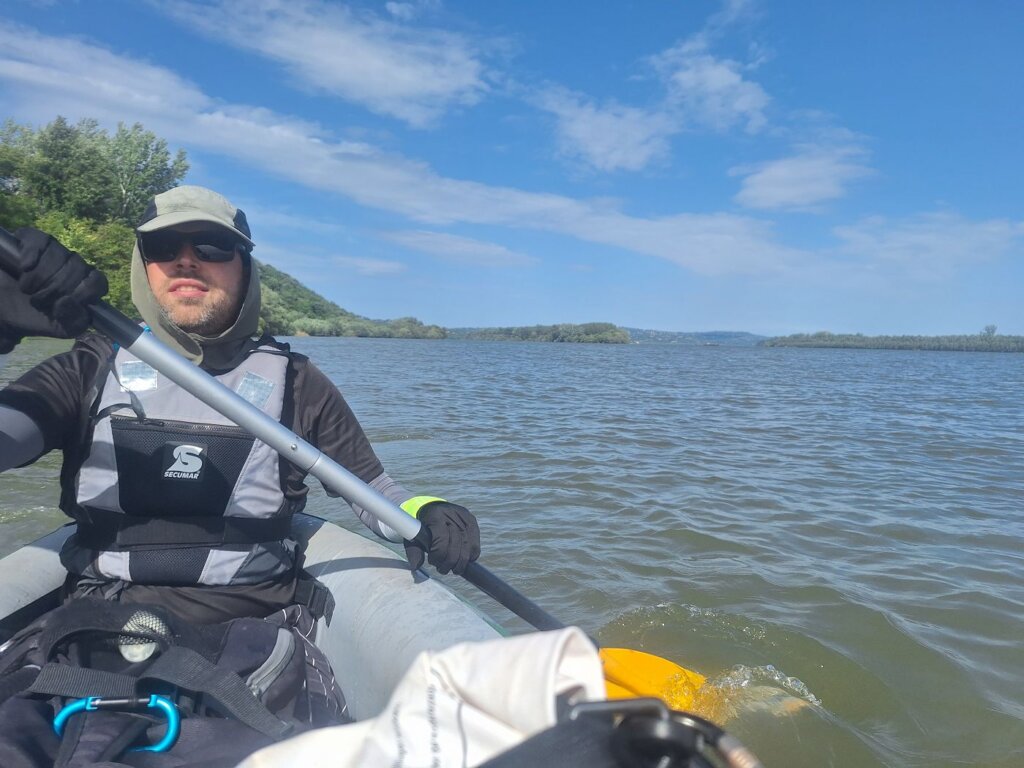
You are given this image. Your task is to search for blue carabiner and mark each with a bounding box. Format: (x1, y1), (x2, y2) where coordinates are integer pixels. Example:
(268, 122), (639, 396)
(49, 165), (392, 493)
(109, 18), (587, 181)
(53, 694), (181, 753)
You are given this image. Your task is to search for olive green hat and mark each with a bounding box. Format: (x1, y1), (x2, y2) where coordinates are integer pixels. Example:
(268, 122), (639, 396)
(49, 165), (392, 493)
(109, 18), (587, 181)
(136, 185), (254, 249)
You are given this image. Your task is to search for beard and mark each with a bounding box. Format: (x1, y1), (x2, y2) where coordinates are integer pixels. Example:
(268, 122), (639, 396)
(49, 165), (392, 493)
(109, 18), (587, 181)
(160, 290), (242, 336)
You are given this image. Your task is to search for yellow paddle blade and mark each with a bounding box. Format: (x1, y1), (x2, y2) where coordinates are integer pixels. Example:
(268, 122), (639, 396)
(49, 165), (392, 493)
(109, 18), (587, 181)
(600, 647), (706, 711)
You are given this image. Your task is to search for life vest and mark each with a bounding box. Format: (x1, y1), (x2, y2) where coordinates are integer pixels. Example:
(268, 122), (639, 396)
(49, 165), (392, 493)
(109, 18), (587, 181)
(61, 339), (301, 587)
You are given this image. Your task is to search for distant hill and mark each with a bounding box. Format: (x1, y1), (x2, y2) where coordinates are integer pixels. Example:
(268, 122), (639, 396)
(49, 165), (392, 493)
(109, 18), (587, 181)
(623, 328), (766, 346)
(446, 322), (629, 343)
(258, 262), (445, 339)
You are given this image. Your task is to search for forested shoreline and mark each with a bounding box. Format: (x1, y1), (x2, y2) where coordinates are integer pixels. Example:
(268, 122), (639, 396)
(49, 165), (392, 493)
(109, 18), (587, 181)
(763, 330), (1023, 352)
(447, 323), (629, 343)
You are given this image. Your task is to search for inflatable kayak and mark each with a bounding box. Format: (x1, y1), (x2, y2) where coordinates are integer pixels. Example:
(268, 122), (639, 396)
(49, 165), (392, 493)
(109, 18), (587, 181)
(0, 513), (502, 720)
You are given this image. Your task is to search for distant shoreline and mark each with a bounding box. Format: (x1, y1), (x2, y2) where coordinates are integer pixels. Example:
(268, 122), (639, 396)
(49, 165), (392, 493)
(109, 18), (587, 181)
(762, 332), (1023, 353)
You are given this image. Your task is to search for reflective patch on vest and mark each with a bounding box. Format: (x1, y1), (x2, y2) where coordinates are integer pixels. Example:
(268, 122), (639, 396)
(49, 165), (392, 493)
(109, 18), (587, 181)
(163, 443), (207, 481)
(199, 548), (250, 585)
(119, 361), (158, 392)
(236, 371), (274, 409)
(97, 550), (131, 580)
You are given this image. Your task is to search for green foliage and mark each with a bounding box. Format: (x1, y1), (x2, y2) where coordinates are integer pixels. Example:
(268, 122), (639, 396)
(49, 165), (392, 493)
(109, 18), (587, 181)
(18, 117), (116, 221)
(447, 322), (629, 343)
(0, 117), (187, 226)
(0, 123), (40, 229)
(763, 331), (1024, 353)
(31, 211), (137, 317)
(622, 328), (765, 345)
(257, 262), (446, 339)
(107, 123), (189, 224)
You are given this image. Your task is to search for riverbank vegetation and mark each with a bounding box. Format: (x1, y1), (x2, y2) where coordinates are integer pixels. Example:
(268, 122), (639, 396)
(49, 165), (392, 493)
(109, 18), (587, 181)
(763, 328), (1024, 352)
(258, 262), (444, 338)
(447, 323), (629, 343)
(624, 328), (765, 345)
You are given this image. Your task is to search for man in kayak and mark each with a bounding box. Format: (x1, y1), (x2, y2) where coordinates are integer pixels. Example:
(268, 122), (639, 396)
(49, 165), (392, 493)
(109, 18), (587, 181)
(0, 186), (480, 623)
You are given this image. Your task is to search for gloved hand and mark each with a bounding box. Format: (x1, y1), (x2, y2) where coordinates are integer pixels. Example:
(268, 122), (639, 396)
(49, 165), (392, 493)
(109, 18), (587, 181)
(404, 501), (481, 575)
(0, 228), (108, 353)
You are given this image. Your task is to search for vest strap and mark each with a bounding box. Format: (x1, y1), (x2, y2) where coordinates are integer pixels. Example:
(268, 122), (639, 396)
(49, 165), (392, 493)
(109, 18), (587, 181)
(293, 575), (335, 625)
(77, 510), (293, 550)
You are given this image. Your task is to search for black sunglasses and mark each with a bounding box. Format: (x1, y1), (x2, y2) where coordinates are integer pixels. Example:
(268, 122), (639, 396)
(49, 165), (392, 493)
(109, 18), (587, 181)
(138, 230), (246, 263)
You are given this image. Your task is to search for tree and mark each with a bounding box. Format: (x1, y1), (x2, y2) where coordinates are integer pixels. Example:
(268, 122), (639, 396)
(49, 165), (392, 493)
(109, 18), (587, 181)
(33, 210), (136, 317)
(19, 117), (117, 221)
(0, 122), (39, 229)
(107, 123), (189, 225)
(0, 118), (188, 226)
(982, 325), (997, 337)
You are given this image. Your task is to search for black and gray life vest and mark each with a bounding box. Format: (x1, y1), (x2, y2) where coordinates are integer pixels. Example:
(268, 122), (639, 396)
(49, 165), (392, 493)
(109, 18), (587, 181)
(61, 341), (300, 587)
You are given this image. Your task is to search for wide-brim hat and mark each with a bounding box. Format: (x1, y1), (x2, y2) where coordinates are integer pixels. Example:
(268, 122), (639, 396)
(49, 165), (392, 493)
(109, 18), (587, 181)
(136, 185), (254, 248)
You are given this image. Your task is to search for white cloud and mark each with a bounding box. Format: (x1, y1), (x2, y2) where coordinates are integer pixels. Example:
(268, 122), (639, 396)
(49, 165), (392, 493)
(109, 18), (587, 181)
(334, 255), (406, 275)
(154, 0), (488, 128)
(732, 144), (873, 210)
(382, 230), (538, 267)
(652, 42), (769, 133)
(0, 22), (804, 277)
(238, 205), (351, 236)
(532, 1), (769, 173)
(648, 0), (769, 133)
(385, 1), (438, 22)
(833, 213), (1024, 279)
(534, 87), (677, 172)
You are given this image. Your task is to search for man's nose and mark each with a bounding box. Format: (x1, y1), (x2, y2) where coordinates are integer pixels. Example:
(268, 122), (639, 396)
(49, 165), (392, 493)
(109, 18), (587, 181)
(171, 241), (201, 266)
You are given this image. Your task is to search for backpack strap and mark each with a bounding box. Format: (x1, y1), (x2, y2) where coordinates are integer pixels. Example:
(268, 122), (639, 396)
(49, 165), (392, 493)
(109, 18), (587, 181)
(30, 665), (135, 699)
(29, 645), (293, 740)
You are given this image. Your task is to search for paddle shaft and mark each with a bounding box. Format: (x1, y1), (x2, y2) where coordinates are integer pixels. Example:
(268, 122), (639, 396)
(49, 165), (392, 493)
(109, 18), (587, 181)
(0, 227), (565, 632)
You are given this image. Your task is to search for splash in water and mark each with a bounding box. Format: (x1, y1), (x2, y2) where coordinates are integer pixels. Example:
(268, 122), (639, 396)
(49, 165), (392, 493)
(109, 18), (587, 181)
(691, 664), (820, 723)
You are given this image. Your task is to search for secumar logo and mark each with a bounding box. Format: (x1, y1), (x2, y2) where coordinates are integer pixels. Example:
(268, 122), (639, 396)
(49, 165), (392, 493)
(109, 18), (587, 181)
(163, 444), (205, 481)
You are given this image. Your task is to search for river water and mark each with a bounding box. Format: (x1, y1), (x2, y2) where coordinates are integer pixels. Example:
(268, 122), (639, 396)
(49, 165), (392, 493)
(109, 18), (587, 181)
(1, 337), (1021, 767)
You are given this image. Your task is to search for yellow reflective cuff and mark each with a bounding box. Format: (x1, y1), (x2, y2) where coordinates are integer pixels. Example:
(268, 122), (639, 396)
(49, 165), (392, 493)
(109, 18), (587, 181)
(400, 496), (446, 519)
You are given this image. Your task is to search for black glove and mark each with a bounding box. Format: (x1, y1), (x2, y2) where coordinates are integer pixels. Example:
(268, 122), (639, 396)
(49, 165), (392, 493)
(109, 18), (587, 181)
(0, 228), (108, 353)
(404, 501), (481, 575)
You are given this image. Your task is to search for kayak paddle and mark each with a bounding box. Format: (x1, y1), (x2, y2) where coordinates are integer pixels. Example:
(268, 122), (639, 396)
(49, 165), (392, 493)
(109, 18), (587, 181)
(0, 228), (706, 708)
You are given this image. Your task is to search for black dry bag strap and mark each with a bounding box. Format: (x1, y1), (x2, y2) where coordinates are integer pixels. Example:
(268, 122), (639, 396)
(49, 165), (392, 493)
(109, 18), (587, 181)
(29, 647), (293, 740)
(145, 646), (293, 738)
(29, 665), (136, 700)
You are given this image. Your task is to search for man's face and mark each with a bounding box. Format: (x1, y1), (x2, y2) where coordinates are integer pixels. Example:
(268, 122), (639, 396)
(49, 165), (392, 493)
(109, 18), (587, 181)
(144, 229), (246, 336)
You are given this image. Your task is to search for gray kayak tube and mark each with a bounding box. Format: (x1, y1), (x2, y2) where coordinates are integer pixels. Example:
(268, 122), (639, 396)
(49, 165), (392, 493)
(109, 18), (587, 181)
(0, 514), (502, 720)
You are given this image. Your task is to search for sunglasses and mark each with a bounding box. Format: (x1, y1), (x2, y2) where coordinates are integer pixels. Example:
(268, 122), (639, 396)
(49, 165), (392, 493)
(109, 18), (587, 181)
(138, 230), (246, 263)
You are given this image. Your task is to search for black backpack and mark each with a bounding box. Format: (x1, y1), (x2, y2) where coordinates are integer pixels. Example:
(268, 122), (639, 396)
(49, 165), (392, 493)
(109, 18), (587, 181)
(0, 597), (347, 768)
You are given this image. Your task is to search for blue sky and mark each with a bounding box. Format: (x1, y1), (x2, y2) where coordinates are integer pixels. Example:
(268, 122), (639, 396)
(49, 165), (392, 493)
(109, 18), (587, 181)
(1, 0), (1021, 335)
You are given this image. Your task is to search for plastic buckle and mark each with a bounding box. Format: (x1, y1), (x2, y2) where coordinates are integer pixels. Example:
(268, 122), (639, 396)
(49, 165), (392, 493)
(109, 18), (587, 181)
(53, 694), (181, 753)
(564, 697), (764, 768)
(296, 577), (335, 625)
